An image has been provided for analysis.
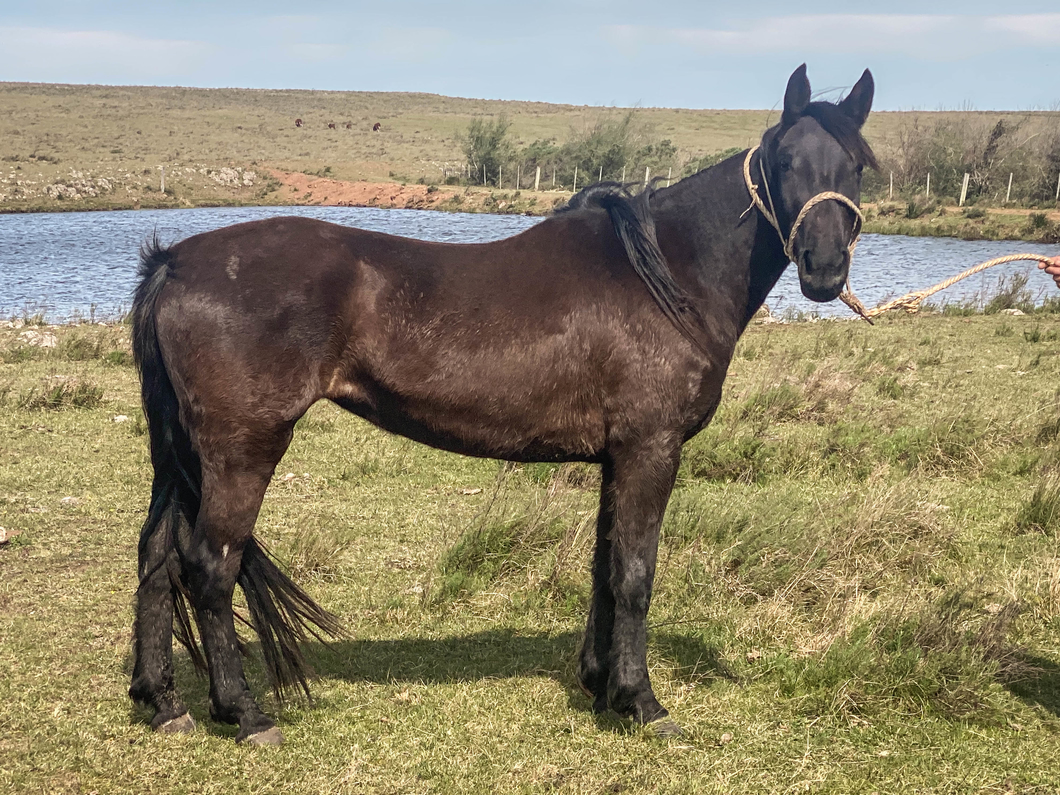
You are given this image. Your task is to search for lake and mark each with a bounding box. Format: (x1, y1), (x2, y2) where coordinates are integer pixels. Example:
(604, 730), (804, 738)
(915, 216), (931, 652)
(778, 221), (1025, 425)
(2, 205), (1059, 321)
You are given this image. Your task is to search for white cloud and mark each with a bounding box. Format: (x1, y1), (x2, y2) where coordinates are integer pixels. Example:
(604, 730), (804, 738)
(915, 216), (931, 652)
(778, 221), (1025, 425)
(604, 14), (1060, 59)
(0, 26), (213, 82)
(987, 14), (1060, 44)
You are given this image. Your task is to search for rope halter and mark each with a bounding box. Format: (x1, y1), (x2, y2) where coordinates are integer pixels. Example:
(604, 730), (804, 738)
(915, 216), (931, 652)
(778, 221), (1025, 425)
(740, 145), (864, 265)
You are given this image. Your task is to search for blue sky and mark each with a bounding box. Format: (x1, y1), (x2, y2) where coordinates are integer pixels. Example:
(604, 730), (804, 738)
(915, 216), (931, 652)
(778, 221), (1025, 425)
(1, 1), (1058, 110)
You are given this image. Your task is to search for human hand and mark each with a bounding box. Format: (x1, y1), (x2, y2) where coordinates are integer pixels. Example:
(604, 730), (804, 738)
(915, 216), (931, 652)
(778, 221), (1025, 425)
(1040, 256), (1060, 289)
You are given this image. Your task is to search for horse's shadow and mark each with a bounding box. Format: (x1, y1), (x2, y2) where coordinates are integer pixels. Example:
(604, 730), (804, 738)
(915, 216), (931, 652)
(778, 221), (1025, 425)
(129, 627), (735, 734)
(1006, 653), (1060, 718)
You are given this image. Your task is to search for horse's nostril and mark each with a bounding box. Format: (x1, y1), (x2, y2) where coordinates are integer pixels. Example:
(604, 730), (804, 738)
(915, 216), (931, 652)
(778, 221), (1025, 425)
(802, 251), (814, 274)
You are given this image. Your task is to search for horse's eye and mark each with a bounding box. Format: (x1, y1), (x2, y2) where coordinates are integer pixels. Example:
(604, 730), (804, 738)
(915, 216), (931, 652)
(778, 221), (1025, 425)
(856, 164), (864, 177)
(778, 158), (792, 173)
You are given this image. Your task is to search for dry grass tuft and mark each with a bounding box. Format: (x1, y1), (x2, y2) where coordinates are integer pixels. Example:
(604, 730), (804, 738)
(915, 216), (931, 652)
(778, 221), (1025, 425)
(16, 378), (104, 410)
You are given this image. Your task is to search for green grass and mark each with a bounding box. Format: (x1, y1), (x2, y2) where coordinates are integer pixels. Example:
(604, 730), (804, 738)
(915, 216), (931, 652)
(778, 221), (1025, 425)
(3, 314), (1060, 793)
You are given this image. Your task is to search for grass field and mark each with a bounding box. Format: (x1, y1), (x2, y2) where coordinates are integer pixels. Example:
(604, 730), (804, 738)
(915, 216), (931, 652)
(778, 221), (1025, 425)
(2, 81), (1058, 242)
(2, 305), (1060, 793)
(0, 82), (778, 211)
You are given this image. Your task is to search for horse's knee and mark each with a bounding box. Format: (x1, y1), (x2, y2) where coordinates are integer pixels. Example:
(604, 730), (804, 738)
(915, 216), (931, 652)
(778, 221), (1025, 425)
(610, 557), (654, 616)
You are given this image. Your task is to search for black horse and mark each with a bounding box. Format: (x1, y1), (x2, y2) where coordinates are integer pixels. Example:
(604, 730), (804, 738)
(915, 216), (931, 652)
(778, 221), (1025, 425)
(129, 65), (876, 743)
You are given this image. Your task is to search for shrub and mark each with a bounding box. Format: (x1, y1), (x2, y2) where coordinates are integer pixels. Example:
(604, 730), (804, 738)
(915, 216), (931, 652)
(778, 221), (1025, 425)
(863, 113), (1060, 206)
(515, 111), (679, 189)
(462, 115), (516, 186)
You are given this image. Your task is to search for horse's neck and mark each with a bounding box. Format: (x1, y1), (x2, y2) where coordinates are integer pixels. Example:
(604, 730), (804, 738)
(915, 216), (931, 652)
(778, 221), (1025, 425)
(654, 154), (789, 331)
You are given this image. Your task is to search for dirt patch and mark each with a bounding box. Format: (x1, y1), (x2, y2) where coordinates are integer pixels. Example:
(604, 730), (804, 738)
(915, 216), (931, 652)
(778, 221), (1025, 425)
(271, 170), (459, 211)
(269, 170), (566, 216)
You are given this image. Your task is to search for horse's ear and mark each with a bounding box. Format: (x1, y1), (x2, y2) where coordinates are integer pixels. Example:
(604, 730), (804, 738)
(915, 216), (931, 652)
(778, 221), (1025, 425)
(781, 64), (811, 126)
(839, 69), (874, 127)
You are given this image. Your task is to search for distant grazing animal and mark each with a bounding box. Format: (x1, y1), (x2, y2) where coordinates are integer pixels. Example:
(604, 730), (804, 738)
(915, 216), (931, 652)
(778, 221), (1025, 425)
(345, 122), (352, 130)
(129, 65), (876, 744)
(327, 122), (336, 130)
(372, 122), (381, 132)
(294, 119), (303, 128)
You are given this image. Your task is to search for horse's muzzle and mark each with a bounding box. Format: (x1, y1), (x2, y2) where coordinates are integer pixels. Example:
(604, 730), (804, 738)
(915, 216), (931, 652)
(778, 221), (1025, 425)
(797, 248), (848, 303)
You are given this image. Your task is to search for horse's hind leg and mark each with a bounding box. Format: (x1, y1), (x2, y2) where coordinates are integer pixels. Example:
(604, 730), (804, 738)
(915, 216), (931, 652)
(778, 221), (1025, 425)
(183, 433), (291, 744)
(129, 486), (194, 733)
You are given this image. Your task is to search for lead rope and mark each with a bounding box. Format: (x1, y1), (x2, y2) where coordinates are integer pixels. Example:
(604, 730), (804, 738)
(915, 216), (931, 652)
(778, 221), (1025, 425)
(741, 147), (1056, 322)
(840, 252), (1059, 320)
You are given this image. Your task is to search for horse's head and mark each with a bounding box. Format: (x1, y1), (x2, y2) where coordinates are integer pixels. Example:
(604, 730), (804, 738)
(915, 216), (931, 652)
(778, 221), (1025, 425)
(760, 65), (877, 302)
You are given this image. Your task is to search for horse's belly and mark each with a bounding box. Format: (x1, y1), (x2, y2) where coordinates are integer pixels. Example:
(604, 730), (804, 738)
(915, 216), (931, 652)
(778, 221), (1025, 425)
(330, 363), (607, 462)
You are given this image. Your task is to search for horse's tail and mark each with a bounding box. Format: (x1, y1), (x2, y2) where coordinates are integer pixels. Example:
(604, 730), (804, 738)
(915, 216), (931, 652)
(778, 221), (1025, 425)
(131, 237), (344, 699)
(131, 236), (207, 673)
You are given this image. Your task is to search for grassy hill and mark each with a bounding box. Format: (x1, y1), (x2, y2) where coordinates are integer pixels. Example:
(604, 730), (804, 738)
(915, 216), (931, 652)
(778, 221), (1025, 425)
(2, 81), (1058, 221)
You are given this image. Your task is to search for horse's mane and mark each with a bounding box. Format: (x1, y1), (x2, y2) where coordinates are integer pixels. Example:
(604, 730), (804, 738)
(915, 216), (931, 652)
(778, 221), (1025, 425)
(556, 182), (708, 354)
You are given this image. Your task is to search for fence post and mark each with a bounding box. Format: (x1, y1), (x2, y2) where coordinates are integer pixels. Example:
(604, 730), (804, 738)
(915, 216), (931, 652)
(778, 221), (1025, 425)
(644, 166), (650, 186)
(535, 166), (541, 191)
(499, 165), (502, 189)
(159, 166), (165, 194)
(573, 166), (578, 193)
(959, 172), (970, 207)
(926, 173), (930, 199)
(599, 166), (603, 182)
(552, 168), (556, 188)
(1006, 172), (1013, 204)
(666, 167), (672, 187)
(1056, 171), (1060, 202)
(621, 166), (626, 182)
(889, 171), (893, 200)
(483, 164), (486, 185)
(517, 165), (521, 190)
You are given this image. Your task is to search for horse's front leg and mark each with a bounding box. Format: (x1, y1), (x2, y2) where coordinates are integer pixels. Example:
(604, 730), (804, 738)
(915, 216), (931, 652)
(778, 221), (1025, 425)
(582, 437), (681, 730)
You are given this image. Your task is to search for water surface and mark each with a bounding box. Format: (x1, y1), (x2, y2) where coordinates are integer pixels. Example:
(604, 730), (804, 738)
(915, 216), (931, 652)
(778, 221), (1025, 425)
(2, 206), (1058, 320)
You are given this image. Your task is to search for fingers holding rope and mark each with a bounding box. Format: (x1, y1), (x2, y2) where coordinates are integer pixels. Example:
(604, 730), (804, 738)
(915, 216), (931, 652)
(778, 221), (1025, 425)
(1039, 256), (1060, 289)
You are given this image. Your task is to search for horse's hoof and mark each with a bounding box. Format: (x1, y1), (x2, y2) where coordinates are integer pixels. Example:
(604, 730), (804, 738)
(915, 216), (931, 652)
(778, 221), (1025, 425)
(645, 718), (684, 738)
(154, 712), (196, 734)
(242, 726), (284, 746)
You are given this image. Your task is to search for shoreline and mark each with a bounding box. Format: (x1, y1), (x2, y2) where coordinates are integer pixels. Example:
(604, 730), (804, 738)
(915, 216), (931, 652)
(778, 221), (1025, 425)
(1, 171), (1058, 244)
